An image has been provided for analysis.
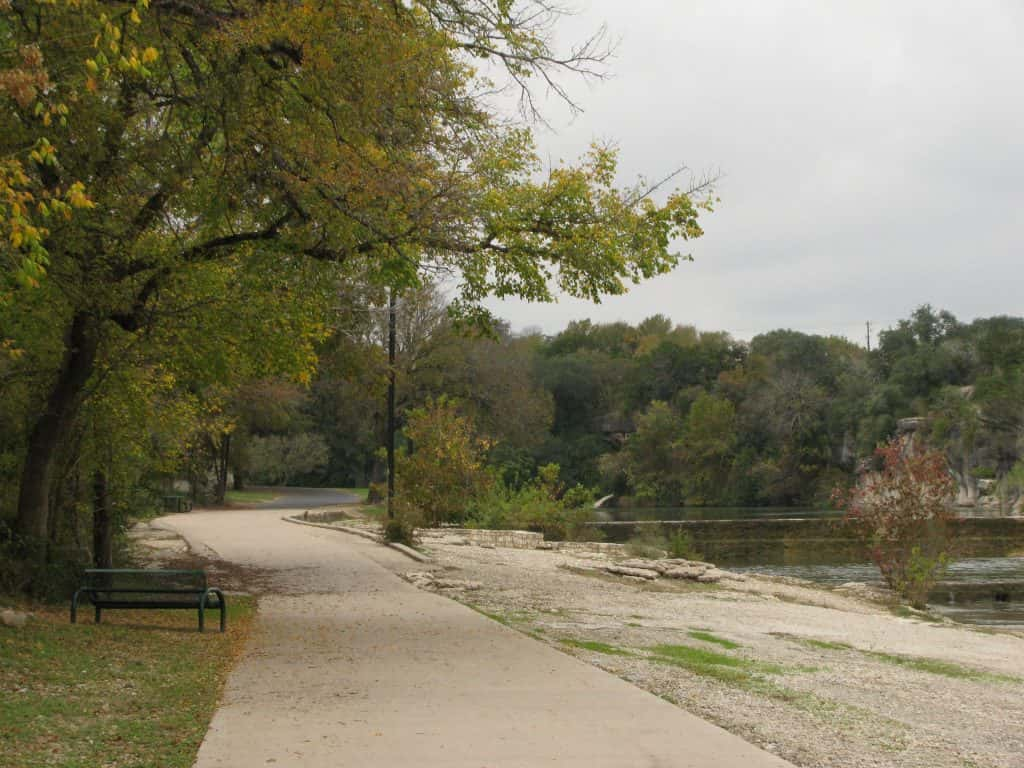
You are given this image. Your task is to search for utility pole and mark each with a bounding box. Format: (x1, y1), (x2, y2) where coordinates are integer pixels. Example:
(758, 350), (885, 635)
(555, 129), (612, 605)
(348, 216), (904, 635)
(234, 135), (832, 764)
(865, 321), (872, 352)
(386, 289), (397, 519)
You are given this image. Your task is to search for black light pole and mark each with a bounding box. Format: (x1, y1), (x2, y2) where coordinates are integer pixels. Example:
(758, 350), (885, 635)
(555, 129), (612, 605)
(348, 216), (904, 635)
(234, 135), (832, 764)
(386, 288), (397, 519)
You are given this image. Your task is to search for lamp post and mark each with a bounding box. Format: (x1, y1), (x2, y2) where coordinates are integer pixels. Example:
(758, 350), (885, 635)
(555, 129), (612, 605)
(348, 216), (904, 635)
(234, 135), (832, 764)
(386, 288), (397, 519)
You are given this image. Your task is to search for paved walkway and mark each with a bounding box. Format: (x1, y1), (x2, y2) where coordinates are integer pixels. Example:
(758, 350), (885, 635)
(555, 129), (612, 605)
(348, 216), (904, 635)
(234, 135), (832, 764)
(162, 506), (794, 768)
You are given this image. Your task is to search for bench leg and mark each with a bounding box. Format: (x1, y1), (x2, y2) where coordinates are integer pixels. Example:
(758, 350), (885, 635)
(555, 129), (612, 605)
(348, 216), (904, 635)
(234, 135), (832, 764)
(71, 589), (82, 624)
(214, 590), (227, 632)
(94, 605), (101, 624)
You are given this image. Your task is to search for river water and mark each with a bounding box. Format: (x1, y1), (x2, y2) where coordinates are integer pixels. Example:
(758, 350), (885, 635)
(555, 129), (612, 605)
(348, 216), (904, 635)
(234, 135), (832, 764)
(604, 506), (1024, 629)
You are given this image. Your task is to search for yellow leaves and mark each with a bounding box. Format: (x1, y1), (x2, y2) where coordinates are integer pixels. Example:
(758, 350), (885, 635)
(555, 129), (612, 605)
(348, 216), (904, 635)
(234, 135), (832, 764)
(1, 339), (25, 360)
(130, 8), (141, 24)
(142, 47), (159, 64)
(66, 181), (94, 209)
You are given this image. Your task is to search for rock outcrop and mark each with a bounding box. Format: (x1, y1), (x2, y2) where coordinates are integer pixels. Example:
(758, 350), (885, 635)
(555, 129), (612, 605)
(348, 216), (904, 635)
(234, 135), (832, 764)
(603, 557), (745, 584)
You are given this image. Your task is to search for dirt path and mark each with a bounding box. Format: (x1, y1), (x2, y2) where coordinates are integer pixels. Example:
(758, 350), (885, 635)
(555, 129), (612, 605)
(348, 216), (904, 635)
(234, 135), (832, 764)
(158, 507), (794, 768)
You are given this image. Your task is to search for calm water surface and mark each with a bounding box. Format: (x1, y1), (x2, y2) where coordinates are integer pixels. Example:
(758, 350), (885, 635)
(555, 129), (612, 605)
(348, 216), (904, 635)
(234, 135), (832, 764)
(605, 506), (838, 521)
(606, 506), (1024, 629)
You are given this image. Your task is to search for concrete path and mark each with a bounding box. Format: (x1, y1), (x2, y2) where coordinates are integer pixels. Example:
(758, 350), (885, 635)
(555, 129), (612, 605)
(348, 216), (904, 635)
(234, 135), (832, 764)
(162, 506), (794, 768)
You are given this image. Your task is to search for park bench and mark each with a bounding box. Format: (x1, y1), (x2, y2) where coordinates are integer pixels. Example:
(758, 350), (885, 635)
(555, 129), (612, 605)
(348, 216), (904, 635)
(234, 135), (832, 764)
(71, 569), (226, 632)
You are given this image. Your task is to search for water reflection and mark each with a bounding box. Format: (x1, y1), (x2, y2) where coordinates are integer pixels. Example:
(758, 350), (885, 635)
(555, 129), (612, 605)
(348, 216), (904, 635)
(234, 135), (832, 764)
(732, 556), (1024, 629)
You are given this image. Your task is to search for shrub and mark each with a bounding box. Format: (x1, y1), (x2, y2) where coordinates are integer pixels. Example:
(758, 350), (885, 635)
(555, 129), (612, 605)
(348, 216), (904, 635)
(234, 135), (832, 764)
(624, 527), (668, 559)
(666, 529), (702, 560)
(465, 464), (597, 541)
(624, 527), (701, 560)
(394, 397), (492, 527)
(381, 508), (419, 547)
(833, 436), (957, 608)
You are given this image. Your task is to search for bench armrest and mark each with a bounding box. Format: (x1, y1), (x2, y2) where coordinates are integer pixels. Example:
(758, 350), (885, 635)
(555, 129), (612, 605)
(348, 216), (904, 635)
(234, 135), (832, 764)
(199, 588), (227, 633)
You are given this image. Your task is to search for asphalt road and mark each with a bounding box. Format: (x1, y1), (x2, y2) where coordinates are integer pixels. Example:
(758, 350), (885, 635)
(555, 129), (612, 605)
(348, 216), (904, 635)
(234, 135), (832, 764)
(243, 486), (361, 509)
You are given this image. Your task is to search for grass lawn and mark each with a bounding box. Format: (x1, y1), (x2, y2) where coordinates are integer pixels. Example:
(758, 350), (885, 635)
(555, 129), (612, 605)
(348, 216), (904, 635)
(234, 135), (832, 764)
(0, 596), (256, 768)
(337, 487), (369, 502)
(358, 502), (387, 520)
(223, 489), (277, 505)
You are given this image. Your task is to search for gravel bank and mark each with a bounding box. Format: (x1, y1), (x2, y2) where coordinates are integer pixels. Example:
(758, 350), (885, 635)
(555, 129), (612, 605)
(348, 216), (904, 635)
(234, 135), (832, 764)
(386, 534), (1024, 768)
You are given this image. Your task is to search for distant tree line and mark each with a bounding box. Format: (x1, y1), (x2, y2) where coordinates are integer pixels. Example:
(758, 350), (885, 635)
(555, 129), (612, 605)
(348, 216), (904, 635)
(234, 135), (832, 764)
(228, 298), (1024, 511)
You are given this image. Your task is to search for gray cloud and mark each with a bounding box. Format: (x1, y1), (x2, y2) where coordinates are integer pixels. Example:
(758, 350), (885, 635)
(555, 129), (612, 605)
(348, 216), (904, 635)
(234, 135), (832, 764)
(485, 0), (1024, 343)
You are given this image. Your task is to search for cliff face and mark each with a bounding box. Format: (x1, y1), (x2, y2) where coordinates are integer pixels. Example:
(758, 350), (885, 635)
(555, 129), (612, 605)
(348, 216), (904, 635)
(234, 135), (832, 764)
(899, 416), (1022, 513)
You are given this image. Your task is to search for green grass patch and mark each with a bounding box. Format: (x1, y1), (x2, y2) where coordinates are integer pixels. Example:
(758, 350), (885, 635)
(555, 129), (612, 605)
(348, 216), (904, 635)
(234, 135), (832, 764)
(0, 596), (256, 768)
(864, 651), (1021, 683)
(648, 643), (786, 684)
(359, 503), (387, 521)
(687, 629), (741, 649)
(789, 636), (854, 651)
(779, 632), (1019, 684)
(561, 638), (633, 656)
(337, 487), (370, 502)
(224, 489), (277, 505)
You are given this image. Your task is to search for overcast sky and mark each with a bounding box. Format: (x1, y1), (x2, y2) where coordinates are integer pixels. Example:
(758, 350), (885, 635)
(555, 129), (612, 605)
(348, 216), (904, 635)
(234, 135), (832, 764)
(483, 0), (1024, 344)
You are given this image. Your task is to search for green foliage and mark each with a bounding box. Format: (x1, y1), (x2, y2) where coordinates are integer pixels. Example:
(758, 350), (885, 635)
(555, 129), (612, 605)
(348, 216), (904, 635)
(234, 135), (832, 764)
(395, 398), (493, 527)
(247, 433), (330, 486)
(382, 511), (419, 547)
(466, 463), (597, 541)
(624, 527), (668, 559)
(2, 0), (712, 581)
(666, 529), (702, 560)
(623, 527), (701, 560)
(613, 401), (684, 505)
(678, 392), (737, 503)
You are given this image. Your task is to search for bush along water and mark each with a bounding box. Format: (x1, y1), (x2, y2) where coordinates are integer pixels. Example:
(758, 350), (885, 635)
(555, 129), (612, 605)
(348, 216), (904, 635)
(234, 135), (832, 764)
(833, 435), (957, 608)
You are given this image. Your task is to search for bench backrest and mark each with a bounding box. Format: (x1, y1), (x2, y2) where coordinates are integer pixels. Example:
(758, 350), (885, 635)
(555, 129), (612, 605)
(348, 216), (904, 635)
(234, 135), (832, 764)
(83, 569), (207, 593)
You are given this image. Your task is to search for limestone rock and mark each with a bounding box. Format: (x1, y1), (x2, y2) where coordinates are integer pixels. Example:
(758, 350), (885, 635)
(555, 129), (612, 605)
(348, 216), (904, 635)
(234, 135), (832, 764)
(619, 558), (661, 571)
(605, 565), (660, 580)
(1, 609), (29, 628)
(696, 568), (727, 583)
(432, 578), (483, 591)
(663, 566), (705, 580)
(722, 572), (749, 582)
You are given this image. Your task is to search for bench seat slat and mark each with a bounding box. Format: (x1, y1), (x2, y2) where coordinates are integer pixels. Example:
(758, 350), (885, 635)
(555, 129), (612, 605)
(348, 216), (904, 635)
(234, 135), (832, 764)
(89, 600), (217, 610)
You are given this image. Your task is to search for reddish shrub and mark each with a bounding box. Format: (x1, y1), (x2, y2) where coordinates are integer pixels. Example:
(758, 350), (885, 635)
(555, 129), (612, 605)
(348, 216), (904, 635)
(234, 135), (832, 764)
(833, 436), (957, 608)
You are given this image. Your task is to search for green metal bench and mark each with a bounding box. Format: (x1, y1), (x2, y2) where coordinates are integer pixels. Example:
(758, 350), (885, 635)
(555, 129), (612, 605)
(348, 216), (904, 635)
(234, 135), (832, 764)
(71, 569), (226, 632)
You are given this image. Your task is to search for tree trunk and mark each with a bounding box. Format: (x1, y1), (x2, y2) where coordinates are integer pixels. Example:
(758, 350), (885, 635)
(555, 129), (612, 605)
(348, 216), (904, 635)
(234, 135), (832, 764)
(15, 312), (99, 553)
(92, 469), (113, 569)
(213, 432), (231, 504)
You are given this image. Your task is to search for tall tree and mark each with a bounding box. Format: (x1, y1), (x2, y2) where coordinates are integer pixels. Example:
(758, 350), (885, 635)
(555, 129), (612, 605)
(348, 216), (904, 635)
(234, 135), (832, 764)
(3, 0), (713, 562)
